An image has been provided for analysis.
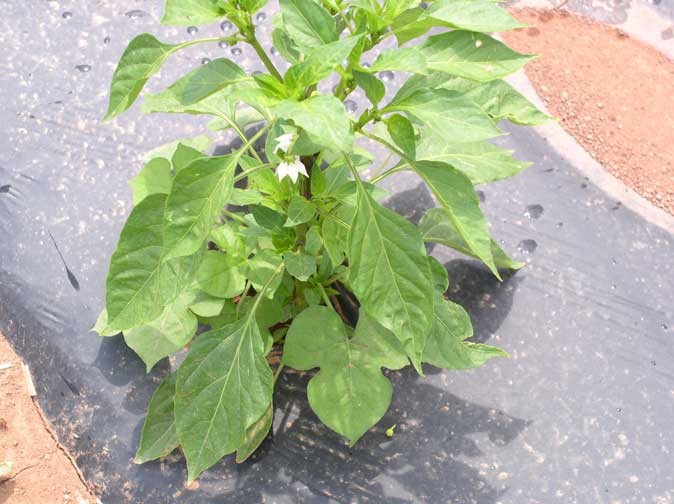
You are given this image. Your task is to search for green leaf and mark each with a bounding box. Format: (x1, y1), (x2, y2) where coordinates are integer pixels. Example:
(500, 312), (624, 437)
(196, 251), (247, 298)
(385, 88), (502, 143)
(412, 160), (499, 278)
(305, 225), (323, 254)
(272, 26), (301, 64)
(92, 309), (118, 337)
(144, 135), (212, 162)
(236, 404), (273, 463)
(369, 47), (428, 75)
(428, 256), (449, 293)
(385, 114), (416, 160)
(105, 194), (202, 330)
(415, 134), (530, 184)
(347, 183), (433, 369)
(241, 0), (269, 13)
(172, 143), (207, 173)
(424, 0), (526, 33)
(246, 250), (285, 298)
(284, 307), (407, 444)
(284, 196), (317, 227)
(285, 36), (362, 94)
(161, 0), (225, 25)
(419, 31), (534, 82)
(279, 0), (338, 50)
(423, 295), (507, 369)
(184, 290), (227, 317)
(439, 77), (553, 126)
(385, 0), (422, 21)
(163, 153), (242, 260)
(124, 298), (198, 372)
(104, 34), (178, 121)
(353, 70), (385, 107)
(322, 206), (352, 267)
(273, 95), (354, 152)
(284, 251), (316, 281)
(129, 158), (172, 205)
(419, 207), (524, 270)
(134, 374), (179, 464)
(175, 316), (273, 482)
(180, 58), (250, 105)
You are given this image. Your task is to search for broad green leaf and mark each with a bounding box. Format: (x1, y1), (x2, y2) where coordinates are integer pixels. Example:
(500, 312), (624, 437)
(412, 160), (499, 278)
(385, 89), (502, 143)
(279, 0), (338, 50)
(161, 0), (225, 25)
(390, 7), (436, 46)
(236, 404), (273, 463)
(172, 143), (207, 174)
(246, 250), (285, 298)
(285, 36), (362, 94)
(129, 158), (172, 205)
(284, 196), (317, 227)
(241, 0), (269, 13)
(163, 153), (242, 260)
(419, 207), (524, 270)
(311, 165), (328, 195)
(322, 207), (351, 267)
(184, 290), (227, 317)
(175, 317), (273, 482)
(419, 31), (534, 82)
(385, 0), (422, 21)
(424, 0), (526, 33)
(196, 251), (247, 298)
(210, 222), (248, 260)
(143, 135), (212, 162)
(284, 251), (316, 281)
(305, 225), (323, 254)
(369, 47), (428, 75)
(439, 77), (553, 126)
(347, 183), (433, 369)
(385, 114), (416, 160)
(423, 295), (507, 368)
(134, 374), (179, 463)
(104, 34), (178, 121)
(391, 72), (455, 104)
(180, 58), (250, 105)
(92, 309), (118, 337)
(124, 298), (198, 372)
(105, 194), (202, 330)
(415, 134), (530, 184)
(353, 70), (385, 107)
(428, 256), (449, 293)
(230, 188), (264, 206)
(284, 307), (407, 444)
(273, 95), (354, 152)
(272, 26), (301, 64)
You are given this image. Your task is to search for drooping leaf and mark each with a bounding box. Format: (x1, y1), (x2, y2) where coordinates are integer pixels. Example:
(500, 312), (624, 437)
(284, 196), (317, 227)
(353, 70), (386, 107)
(134, 374), (179, 464)
(273, 95), (354, 152)
(245, 250), (285, 298)
(129, 158), (172, 206)
(196, 250), (247, 298)
(180, 58), (250, 105)
(412, 160), (499, 278)
(419, 207), (524, 270)
(183, 290), (227, 317)
(163, 153), (242, 260)
(347, 182), (433, 369)
(161, 0), (225, 25)
(105, 194), (202, 330)
(124, 298), (198, 372)
(419, 31), (534, 82)
(175, 317), (273, 482)
(385, 113), (417, 160)
(322, 206), (352, 267)
(283, 307), (407, 444)
(305, 225), (323, 255)
(171, 143), (206, 174)
(423, 295), (507, 369)
(424, 0), (526, 33)
(279, 0), (338, 50)
(283, 251), (316, 281)
(104, 34), (178, 121)
(428, 256), (449, 293)
(236, 404), (273, 463)
(385, 88), (502, 144)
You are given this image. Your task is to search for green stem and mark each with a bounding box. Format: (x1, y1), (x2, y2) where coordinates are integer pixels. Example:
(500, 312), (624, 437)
(236, 280), (253, 317)
(214, 111), (262, 162)
(317, 283), (336, 312)
(370, 165), (406, 184)
(233, 162), (273, 182)
(319, 209), (351, 230)
(222, 208), (248, 225)
(273, 362), (285, 385)
(247, 32), (283, 82)
(370, 151), (393, 179)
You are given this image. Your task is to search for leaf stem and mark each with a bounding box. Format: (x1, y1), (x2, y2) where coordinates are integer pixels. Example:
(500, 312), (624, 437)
(246, 31), (283, 82)
(317, 283), (336, 312)
(273, 362), (285, 384)
(222, 209), (248, 225)
(236, 280), (253, 317)
(233, 162), (273, 182)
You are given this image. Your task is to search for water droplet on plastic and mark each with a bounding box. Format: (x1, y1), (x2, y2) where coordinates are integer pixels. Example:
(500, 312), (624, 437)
(103, 36), (111, 44)
(517, 239), (537, 255)
(580, 182), (588, 189)
(476, 190), (486, 203)
(555, 222), (563, 228)
(490, 465), (496, 470)
(611, 284), (616, 290)
(611, 258), (617, 265)
(62, 11), (73, 19)
(344, 100), (357, 114)
(254, 12), (267, 24)
(218, 40), (229, 49)
(616, 408), (621, 413)
(252, 70), (263, 76)
(524, 204), (543, 220)
(362, 62), (371, 68)
(187, 26), (199, 35)
(662, 324), (668, 330)
(270, 46), (280, 56)
(125, 9), (147, 18)
(231, 46), (242, 56)
(379, 71), (394, 82)
(75, 64), (91, 73)
(420, 2), (430, 8)
(201, 57), (211, 65)
(651, 360), (657, 366)
(221, 20), (234, 32)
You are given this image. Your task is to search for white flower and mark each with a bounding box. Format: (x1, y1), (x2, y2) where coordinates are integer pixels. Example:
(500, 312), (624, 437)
(276, 156), (308, 183)
(274, 132), (296, 154)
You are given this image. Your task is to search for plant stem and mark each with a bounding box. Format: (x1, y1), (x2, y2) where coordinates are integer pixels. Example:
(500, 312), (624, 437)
(223, 209), (248, 225)
(370, 165), (405, 184)
(214, 111), (262, 162)
(233, 162), (273, 182)
(236, 280), (252, 317)
(247, 33), (283, 82)
(317, 283), (335, 312)
(370, 151), (393, 179)
(273, 362), (285, 385)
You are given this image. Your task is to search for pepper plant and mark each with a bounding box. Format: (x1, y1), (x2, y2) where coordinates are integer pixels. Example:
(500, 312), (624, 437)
(95, 0), (551, 482)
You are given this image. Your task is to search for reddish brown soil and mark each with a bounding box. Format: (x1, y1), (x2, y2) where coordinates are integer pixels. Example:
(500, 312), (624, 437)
(503, 8), (674, 215)
(0, 333), (97, 504)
